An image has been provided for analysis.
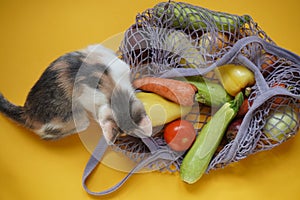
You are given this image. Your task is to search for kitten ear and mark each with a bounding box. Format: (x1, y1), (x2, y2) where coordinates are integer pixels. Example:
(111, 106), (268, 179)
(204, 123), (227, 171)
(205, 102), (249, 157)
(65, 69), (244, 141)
(99, 119), (118, 145)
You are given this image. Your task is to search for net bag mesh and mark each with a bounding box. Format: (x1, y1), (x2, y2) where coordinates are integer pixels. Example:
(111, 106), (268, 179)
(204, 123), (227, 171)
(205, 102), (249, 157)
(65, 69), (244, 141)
(112, 1), (300, 173)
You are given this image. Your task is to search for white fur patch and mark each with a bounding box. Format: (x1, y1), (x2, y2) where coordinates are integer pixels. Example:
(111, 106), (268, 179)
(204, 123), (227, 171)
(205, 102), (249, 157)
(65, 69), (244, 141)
(109, 59), (133, 91)
(84, 44), (133, 92)
(78, 85), (107, 117)
(35, 123), (63, 139)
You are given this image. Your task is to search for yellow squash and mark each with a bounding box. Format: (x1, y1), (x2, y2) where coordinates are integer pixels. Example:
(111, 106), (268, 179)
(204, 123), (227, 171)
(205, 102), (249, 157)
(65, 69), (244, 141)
(136, 92), (192, 127)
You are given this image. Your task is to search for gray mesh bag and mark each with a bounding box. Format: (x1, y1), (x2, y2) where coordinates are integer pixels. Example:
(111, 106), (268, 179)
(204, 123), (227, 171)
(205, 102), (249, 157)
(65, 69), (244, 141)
(82, 1), (300, 196)
(118, 0), (299, 171)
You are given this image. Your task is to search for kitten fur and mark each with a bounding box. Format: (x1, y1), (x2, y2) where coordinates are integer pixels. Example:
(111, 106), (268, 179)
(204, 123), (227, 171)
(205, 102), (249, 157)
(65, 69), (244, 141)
(0, 44), (152, 144)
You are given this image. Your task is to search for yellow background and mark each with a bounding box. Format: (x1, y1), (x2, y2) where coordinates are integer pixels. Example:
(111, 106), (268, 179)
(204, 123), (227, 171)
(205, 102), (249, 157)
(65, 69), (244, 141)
(0, 0), (299, 199)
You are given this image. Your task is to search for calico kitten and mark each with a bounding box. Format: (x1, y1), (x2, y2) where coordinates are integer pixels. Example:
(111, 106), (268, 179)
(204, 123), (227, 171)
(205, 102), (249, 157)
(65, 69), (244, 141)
(0, 44), (152, 144)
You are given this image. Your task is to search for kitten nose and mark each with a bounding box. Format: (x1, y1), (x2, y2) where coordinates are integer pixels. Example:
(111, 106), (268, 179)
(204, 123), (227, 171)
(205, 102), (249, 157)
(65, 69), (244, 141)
(138, 115), (153, 137)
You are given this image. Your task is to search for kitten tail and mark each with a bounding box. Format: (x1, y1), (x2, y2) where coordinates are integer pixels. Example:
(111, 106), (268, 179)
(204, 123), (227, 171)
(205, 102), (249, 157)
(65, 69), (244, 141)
(0, 93), (25, 124)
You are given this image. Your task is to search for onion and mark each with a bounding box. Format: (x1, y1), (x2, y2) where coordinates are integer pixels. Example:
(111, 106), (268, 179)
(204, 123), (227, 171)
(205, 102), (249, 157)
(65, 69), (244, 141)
(198, 32), (229, 54)
(263, 105), (298, 142)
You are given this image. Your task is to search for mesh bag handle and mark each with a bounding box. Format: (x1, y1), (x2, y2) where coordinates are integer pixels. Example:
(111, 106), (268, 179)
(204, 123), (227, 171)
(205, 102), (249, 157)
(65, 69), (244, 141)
(82, 137), (178, 196)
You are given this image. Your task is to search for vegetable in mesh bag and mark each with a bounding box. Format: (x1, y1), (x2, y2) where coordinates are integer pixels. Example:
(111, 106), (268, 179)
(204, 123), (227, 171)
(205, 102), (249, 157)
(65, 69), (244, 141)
(164, 30), (205, 68)
(180, 92), (244, 184)
(136, 92), (192, 127)
(186, 76), (232, 107)
(133, 76), (197, 106)
(153, 1), (251, 31)
(263, 105), (298, 142)
(122, 1), (258, 72)
(214, 64), (255, 96)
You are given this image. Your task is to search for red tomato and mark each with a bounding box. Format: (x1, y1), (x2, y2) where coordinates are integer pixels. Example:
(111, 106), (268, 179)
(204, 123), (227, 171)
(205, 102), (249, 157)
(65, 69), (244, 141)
(163, 120), (196, 151)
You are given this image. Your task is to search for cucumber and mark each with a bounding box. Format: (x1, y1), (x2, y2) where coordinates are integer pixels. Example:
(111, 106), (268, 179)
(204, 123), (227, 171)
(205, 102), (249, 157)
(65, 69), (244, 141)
(180, 92), (244, 184)
(153, 1), (251, 31)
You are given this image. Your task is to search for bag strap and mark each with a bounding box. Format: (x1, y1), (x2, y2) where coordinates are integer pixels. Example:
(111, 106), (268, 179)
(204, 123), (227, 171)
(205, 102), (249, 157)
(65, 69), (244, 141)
(159, 36), (300, 78)
(82, 136), (176, 196)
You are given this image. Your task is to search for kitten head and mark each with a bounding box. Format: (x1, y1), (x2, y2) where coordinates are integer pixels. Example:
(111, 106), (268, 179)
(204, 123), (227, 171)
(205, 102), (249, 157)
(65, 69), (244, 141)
(98, 88), (152, 145)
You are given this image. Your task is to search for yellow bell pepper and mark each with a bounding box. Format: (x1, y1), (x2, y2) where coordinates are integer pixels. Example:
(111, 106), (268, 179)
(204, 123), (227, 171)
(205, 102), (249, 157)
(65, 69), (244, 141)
(214, 64), (255, 96)
(136, 92), (192, 127)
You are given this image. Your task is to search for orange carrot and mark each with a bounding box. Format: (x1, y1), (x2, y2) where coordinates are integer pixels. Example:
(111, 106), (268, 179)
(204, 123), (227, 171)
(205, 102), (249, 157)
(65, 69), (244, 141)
(133, 77), (197, 106)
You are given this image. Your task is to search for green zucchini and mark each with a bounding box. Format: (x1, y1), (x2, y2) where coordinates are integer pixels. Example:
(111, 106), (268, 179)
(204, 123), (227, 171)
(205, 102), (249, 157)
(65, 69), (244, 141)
(180, 92), (244, 184)
(186, 76), (232, 107)
(153, 1), (251, 31)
